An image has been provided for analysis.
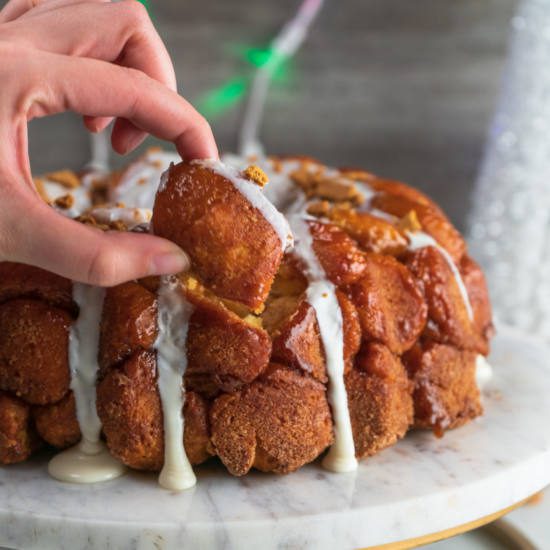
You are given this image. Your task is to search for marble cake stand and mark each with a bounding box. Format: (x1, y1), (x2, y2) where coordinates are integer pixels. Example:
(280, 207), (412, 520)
(1, 325), (549, 550)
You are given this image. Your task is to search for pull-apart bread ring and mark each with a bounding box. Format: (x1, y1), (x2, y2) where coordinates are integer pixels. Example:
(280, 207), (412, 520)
(0, 154), (493, 485)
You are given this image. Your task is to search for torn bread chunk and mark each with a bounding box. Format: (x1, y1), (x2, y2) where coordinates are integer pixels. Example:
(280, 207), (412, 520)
(152, 161), (291, 311)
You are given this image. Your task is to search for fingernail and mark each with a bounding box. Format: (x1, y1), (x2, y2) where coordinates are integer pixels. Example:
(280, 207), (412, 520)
(150, 249), (190, 275)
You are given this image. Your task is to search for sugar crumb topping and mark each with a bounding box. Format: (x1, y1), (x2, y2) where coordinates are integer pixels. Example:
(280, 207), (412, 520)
(75, 213), (128, 233)
(306, 200), (331, 217)
(54, 194), (75, 210)
(398, 210), (422, 233)
(242, 165), (269, 187)
(290, 165), (365, 205)
(339, 169), (377, 183)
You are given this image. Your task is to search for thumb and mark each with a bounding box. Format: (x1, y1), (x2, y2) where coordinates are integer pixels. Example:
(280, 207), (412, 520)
(4, 199), (189, 286)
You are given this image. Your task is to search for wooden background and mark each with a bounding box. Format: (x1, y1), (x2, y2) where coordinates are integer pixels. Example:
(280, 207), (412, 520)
(3, 0), (519, 230)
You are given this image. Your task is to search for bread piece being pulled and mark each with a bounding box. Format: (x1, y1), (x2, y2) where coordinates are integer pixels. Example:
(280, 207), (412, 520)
(152, 160), (291, 311)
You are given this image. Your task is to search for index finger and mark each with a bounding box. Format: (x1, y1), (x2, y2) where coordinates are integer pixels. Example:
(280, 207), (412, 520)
(3, 0), (178, 147)
(25, 49), (218, 160)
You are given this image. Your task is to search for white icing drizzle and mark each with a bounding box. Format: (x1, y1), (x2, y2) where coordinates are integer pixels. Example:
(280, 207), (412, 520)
(48, 284), (126, 484)
(154, 275), (196, 491)
(239, 156), (358, 471)
(193, 159), (294, 252)
(289, 214), (358, 473)
(355, 182), (377, 209)
(224, 157), (358, 463)
(407, 231), (474, 321)
(89, 206), (152, 230)
(353, 177), (475, 322)
(110, 149), (180, 209)
(223, 154), (302, 211)
(476, 355), (493, 389)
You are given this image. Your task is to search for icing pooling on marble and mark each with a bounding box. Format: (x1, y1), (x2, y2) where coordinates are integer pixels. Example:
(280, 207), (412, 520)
(154, 276), (196, 491)
(193, 159), (294, 252)
(47, 439), (126, 484)
(48, 284), (126, 484)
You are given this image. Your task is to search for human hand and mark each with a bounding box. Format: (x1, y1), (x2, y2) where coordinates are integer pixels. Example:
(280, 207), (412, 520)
(0, 0), (218, 285)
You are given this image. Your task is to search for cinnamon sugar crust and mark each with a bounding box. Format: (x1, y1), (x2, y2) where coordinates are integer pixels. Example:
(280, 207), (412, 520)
(0, 154), (492, 473)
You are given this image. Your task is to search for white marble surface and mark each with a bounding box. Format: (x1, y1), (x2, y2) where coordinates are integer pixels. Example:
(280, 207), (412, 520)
(1, 325), (549, 550)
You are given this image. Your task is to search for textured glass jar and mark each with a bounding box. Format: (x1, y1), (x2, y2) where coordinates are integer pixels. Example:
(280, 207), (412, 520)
(469, 0), (550, 341)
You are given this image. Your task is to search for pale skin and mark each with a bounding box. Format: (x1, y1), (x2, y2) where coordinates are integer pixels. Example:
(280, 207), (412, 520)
(0, 0), (219, 285)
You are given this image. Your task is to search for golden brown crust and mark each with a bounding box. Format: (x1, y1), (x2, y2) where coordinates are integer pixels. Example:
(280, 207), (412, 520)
(0, 391), (40, 464)
(270, 298), (327, 382)
(369, 180), (466, 263)
(348, 253), (427, 354)
(460, 255), (494, 355)
(289, 165), (366, 205)
(0, 299), (71, 405)
(33, 392), (80, 448)
(347, 343), (413, 458)
(97, 350), (165, 470)
(152, 162), (285, 310)
(0, 262), (75, 313)
(321, 204), (409, 256)
(403, 342), (482, 433)
(308, 220), (368, 286)
(269, 291), (360, 382)
(185, 292), (272, 397)
(209, 364), (333, 476)
(97, 275), (272, 468)
(97, 350), (212, 470)
(99, 281), (158, 375)
(184, 392), (211, 465)
(367, 178), (442, 211)
(404, 246), (483, 353)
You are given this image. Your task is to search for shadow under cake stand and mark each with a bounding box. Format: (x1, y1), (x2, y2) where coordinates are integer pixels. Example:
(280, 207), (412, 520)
(1, 325), (549, 550)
